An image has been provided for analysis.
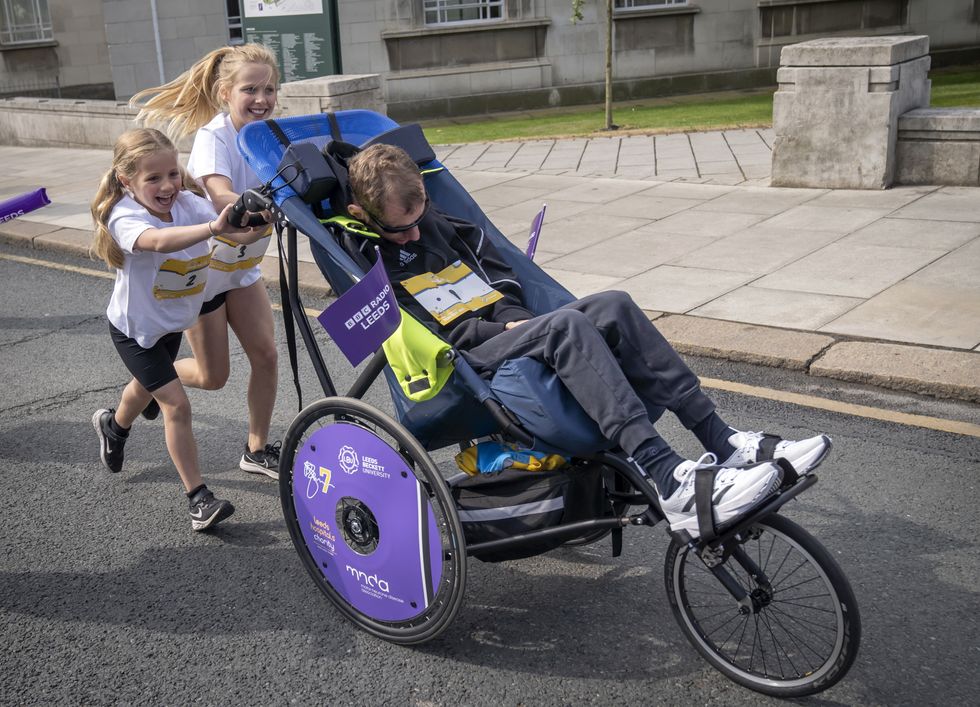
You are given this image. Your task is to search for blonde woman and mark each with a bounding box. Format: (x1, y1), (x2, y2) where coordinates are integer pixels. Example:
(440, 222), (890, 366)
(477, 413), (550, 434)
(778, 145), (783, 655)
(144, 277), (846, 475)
(132, 44), (281, 479)
(90, 128), (263, 531)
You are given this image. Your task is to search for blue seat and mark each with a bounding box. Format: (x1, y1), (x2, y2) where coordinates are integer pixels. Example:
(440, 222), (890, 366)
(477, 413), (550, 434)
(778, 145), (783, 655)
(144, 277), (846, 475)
(238, 111), (659, 454)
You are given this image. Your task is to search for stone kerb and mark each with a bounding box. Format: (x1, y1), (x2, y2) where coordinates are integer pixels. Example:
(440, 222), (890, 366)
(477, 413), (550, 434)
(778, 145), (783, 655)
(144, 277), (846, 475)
(771, 36), (931, 189)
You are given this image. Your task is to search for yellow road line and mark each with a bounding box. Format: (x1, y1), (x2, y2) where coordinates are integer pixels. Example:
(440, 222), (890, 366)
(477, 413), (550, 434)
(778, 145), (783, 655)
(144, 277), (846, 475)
(5, 250), (978, 438)
(0, 252), (322, 315)
(0, 251), (115, 280)
(701, 377), (980, 439)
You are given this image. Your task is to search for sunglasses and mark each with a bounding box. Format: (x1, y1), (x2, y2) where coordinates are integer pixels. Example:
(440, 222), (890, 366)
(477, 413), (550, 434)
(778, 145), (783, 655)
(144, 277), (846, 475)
(365, 195), (430, 233)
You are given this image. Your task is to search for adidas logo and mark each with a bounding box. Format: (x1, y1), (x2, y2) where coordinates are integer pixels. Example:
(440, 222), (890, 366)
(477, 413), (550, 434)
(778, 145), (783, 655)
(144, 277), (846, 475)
(398, 249), (417, 265)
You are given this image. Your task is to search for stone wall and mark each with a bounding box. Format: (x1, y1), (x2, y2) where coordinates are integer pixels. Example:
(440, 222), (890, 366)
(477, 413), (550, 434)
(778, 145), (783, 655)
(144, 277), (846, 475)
(896, 109), (980, 186)
(102, 0), (228, 100)
(0, 75), (385, 149)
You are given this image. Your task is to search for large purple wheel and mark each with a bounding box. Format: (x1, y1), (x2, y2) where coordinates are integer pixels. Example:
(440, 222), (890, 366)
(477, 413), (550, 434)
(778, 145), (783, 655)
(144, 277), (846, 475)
(280, 397), (466, 644)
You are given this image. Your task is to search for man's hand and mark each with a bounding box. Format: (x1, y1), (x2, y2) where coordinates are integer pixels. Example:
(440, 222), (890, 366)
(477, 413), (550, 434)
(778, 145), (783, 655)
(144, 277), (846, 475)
(505, 320), (529, 330)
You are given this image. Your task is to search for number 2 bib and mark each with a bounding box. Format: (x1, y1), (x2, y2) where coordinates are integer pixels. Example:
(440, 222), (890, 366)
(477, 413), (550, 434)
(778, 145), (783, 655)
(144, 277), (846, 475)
(152, 253), (210, 300)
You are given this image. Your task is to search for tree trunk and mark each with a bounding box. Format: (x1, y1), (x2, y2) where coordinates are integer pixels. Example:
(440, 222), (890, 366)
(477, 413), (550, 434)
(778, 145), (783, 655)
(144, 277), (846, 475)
(605, 0), (613, 130)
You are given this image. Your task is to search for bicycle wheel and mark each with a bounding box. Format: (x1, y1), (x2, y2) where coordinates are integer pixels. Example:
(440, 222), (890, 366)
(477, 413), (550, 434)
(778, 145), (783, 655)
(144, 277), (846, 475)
(664, 514), (860, 697)
(280, 397), (467, 645)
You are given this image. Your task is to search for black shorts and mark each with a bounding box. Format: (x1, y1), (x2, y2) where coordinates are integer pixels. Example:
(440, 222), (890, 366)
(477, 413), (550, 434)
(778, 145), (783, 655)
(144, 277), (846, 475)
(200, 291), (227, 315)
(109, 323), (182, 392)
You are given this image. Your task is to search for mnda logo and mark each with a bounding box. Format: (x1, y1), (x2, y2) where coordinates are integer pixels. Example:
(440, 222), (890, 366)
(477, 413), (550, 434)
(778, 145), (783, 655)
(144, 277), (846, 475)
(345, 564), (390, 592)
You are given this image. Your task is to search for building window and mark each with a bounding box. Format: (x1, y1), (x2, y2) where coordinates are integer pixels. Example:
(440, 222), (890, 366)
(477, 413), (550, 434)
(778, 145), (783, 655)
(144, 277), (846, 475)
(424, 0), (503, 26)
(761, 0), (908, 40)
(615, 0), (688, 9)
(226, 0), (244, 44)
(0, 0), (52, 45)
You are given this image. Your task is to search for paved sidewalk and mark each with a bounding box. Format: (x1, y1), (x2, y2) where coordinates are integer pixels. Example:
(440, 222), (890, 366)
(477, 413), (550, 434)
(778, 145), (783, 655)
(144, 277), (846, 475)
(1, 136), (978, 402)
(438, 128), (775, 185)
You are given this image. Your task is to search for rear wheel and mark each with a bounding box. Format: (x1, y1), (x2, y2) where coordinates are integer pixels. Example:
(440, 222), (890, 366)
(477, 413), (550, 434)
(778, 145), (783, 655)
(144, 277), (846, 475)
(664, 514), (860, 697)
(280, 397), (466, 645)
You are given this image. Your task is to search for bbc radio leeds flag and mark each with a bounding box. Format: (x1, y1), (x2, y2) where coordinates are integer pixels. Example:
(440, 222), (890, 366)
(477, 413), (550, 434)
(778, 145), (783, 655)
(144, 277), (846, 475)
(0, 188), (50, 224)
(317, 255), (402, 366)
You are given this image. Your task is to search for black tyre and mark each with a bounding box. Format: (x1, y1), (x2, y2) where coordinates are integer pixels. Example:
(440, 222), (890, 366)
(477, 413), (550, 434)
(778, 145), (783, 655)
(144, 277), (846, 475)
(280, 397), (467, 645)
(664, 514), (860, 697)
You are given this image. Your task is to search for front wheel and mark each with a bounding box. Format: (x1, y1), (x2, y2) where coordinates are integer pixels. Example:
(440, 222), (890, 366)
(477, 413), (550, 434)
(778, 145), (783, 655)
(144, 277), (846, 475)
(664, 514), (860, 697)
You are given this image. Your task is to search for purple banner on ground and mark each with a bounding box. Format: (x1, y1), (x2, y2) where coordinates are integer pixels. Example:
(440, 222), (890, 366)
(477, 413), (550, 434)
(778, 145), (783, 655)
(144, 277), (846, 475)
(0, 188), (50, 224)
(525, 203), (547, 260)
(317, 255), (402, 366)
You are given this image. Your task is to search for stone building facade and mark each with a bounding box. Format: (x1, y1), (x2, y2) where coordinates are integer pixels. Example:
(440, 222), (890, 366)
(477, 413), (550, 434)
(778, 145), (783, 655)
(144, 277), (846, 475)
(2, 0), (978, 119)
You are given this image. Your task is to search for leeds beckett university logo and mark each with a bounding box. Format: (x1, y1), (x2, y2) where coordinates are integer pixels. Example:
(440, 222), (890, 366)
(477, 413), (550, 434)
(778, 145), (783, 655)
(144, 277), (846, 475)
(338, 445), (359, 475)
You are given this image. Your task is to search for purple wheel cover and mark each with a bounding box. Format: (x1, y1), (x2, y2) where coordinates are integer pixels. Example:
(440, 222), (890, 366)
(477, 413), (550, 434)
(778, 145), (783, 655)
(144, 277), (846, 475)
(293, 422), (443, 622)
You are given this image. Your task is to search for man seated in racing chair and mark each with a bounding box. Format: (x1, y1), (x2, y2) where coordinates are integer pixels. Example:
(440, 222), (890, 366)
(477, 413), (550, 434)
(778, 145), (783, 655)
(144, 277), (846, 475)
(343, 143), (831, 538)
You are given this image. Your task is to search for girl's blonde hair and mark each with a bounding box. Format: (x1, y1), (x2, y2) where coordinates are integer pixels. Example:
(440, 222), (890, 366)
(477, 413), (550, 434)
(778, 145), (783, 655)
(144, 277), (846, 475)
(130, 43), (279, 139)
(91, 128), (201, 269)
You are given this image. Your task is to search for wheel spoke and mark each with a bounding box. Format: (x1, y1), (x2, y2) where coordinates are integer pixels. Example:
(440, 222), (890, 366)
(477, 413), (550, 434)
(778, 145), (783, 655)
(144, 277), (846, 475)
(671, 516), (854, 692)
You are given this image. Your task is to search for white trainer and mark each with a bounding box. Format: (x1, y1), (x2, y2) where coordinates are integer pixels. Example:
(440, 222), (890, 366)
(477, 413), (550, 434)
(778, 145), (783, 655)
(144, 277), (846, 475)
(659, 453), (783, 537)
(721, 431), (831, 475)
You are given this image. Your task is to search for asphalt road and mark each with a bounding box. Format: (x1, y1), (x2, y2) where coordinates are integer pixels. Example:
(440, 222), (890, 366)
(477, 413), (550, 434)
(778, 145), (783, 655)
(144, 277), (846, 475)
(1, 244), (978, 705)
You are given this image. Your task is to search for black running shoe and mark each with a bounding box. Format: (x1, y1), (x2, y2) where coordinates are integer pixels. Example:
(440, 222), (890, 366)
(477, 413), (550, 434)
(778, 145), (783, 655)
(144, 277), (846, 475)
(239, 441), (281, 479)
(92, 408), (126, 473)
(140, 398), (160, 421)
(188, 489), (235, 531)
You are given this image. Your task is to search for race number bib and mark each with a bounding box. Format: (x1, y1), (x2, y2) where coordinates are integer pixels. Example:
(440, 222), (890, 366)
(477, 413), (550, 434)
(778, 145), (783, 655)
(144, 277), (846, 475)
(209, 232), (270, 273)
(400, 261), (503, 325)
(152, 253), (210, 300)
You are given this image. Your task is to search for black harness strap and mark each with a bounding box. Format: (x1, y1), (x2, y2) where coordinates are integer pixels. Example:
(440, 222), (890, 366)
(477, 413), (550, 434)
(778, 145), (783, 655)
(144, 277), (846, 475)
(758, 435), (800, 485)
(264, 118), (290, 147)
(756, 434), (782, 461)
(263, 119), (305, 411)
(326, 112), (343, 140)
(694, 467), (720, 544)
(277, 226), (303, 411)
(775, 457), (800, 486)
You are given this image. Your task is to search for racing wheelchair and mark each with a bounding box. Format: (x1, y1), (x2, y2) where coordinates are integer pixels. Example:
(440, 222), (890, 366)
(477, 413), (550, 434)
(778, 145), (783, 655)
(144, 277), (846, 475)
(235, 110), (860, 697)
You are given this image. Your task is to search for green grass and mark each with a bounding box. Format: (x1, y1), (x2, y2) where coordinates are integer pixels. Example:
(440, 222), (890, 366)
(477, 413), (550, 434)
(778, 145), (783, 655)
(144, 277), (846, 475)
(421, 68), (980, 144)
(930, 68), (980, 107)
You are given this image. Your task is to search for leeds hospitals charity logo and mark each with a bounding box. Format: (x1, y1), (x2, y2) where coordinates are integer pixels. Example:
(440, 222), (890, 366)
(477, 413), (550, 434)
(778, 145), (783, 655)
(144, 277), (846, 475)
(338, 445), (359, 475)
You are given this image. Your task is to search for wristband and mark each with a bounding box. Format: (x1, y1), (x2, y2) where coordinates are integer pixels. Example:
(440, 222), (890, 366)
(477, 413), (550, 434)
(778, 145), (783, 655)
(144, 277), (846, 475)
(207, 220), (217, 237)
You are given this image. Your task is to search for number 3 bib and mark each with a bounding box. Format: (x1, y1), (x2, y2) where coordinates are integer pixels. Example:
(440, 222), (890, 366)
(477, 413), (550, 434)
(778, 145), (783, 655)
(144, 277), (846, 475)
(209, 234), (269, 273)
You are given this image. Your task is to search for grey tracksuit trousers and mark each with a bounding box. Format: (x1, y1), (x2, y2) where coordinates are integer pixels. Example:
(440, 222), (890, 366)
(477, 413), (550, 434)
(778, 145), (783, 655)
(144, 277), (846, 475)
(462, 290), (716, 457)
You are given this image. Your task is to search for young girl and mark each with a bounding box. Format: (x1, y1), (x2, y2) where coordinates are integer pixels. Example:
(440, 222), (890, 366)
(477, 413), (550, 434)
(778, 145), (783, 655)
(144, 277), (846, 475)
(91, 128), (264, 531)
(130, 43), (281, 479)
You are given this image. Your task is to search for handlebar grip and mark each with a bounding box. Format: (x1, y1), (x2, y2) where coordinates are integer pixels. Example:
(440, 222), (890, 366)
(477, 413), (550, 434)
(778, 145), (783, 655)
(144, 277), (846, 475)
(229, 196), (249, 228)
(229, 190), (272, 228)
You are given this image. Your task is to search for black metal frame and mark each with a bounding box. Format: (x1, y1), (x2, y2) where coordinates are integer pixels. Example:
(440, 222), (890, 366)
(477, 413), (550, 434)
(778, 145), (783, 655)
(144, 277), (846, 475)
(277, 220), (817, 604)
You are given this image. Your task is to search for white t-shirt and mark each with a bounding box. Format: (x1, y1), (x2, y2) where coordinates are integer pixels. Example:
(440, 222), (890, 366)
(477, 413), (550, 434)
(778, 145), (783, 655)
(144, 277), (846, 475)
(106, 192), (216, 348)
(187, 112), (271, 298)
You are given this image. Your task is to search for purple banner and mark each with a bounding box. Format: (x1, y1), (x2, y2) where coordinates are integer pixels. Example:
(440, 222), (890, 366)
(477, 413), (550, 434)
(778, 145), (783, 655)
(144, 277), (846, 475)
(525, 204), (547, 260)
(292, 422), (442, 621)
(0, 188), (50, 224)
(317, 255), (401, 366)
